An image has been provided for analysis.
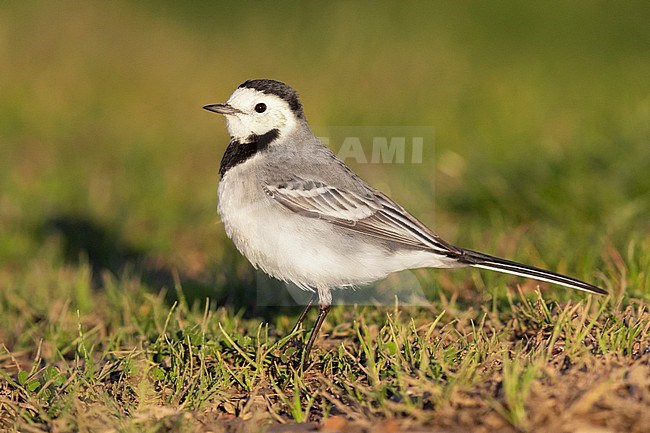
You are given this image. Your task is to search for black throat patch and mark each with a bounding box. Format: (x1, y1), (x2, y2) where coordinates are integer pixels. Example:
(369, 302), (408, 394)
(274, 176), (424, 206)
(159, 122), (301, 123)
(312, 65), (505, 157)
(219, 129), (279, 178)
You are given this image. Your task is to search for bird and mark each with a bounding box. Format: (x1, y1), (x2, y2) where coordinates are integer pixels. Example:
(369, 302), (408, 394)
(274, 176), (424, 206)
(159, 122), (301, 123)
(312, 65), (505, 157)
(203, 79), (607, 367)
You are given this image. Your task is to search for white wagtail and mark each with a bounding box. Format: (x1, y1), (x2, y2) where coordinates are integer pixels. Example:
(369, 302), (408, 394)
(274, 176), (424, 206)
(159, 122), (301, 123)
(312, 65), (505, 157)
(204, 79), (606, 365)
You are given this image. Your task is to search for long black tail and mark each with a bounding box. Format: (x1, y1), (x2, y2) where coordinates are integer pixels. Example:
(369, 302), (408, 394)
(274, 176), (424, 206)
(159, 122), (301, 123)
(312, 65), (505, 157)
(456, 249), (607, 295)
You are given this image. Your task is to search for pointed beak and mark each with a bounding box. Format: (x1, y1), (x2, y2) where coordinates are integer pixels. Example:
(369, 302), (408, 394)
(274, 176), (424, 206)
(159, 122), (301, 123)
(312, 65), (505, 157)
(203, 103), (242, 115)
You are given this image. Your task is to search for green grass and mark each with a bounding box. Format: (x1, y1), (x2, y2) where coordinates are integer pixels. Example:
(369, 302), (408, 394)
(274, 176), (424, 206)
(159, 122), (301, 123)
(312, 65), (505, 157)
(1, 1), (649, 432)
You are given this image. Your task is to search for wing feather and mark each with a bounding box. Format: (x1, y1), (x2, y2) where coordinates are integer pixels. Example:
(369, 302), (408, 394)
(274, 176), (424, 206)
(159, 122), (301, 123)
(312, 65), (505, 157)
(263, 178), (459, 255)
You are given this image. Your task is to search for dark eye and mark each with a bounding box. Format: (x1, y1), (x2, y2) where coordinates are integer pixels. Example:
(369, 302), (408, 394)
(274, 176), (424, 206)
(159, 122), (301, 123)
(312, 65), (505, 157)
(255, 103), (267, 113)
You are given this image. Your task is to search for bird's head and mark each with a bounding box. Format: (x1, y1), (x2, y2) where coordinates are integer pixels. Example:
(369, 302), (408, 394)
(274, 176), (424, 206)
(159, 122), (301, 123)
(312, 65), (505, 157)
(204, 79), (305, 142)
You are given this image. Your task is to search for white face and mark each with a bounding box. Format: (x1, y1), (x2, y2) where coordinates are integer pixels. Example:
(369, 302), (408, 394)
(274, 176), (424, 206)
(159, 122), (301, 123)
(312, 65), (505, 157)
(222, 87), (298, 141)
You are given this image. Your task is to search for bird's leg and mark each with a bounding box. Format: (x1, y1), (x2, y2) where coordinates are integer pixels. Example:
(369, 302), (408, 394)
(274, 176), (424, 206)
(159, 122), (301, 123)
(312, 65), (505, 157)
(290, 292), (316, 335)
(301, 303), (331, 369)
(280, 293), (315, 357)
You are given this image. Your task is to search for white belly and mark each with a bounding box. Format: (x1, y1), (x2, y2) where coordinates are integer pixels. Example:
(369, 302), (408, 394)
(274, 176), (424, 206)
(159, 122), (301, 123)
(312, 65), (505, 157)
(217, 166), (458, 297)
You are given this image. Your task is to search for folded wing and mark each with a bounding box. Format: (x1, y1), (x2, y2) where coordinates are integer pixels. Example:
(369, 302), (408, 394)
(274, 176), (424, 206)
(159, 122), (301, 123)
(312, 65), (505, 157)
(263, 177), (460, 256)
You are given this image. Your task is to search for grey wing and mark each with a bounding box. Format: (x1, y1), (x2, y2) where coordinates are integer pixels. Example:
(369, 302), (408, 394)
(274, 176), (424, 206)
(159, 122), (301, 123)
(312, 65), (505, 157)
(262, 177), (461, 256)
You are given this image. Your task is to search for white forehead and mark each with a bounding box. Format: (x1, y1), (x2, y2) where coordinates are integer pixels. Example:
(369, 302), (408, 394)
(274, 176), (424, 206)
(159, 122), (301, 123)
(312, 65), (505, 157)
(227, 87), (290, 111)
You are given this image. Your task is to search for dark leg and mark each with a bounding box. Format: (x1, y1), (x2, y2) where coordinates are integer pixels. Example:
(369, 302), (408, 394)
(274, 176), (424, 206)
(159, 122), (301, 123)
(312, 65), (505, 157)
(301, 304), (331, 368)
(290, 292), (316, 334)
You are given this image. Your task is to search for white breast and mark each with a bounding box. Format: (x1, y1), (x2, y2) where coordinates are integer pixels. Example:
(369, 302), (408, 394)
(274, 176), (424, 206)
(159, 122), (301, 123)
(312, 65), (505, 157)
(217, 160), (458, 296)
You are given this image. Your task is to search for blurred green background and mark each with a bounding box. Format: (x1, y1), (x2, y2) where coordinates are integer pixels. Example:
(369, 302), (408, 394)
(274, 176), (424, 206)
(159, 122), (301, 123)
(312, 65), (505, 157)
(1, 1), (649, 307)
